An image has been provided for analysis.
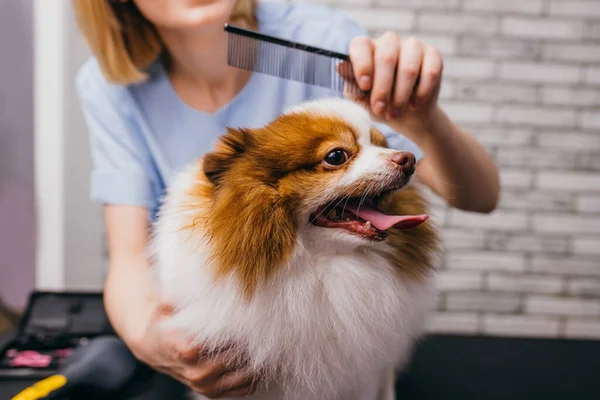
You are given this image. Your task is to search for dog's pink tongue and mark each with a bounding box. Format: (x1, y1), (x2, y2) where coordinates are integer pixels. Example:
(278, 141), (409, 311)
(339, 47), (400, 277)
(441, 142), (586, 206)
(346, 206), (429, 231)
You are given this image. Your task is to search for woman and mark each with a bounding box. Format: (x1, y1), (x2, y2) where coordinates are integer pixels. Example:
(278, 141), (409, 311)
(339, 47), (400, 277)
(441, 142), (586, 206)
(73, 0), (499, 398)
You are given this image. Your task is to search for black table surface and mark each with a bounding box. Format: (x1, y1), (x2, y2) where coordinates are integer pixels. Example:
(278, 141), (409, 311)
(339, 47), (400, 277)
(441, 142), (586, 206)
(1, 331), (599, 400)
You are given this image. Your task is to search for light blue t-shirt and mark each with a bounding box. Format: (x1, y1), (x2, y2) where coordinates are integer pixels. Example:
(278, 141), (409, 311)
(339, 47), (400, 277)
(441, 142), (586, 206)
(76, 1), (422, 221)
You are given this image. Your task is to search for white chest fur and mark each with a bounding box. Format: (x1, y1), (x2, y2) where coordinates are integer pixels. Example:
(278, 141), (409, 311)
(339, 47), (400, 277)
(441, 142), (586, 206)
(152, 226), (434, 400)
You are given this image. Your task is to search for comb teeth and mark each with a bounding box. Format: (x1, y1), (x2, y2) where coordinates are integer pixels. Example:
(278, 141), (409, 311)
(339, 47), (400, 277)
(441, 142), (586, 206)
(225, 24), (363, 96)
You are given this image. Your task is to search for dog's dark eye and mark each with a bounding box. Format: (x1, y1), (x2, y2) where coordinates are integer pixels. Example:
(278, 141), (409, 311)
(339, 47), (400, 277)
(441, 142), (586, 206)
(324, 149), (348, 166)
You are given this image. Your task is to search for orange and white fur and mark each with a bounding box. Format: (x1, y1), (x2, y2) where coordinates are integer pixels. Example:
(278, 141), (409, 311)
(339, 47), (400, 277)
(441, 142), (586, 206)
(150, 98), (441, 400)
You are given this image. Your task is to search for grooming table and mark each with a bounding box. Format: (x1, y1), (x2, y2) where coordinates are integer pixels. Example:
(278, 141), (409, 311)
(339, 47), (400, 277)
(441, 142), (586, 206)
(2, 331), (599, 400)
(394, 334), (600, 399)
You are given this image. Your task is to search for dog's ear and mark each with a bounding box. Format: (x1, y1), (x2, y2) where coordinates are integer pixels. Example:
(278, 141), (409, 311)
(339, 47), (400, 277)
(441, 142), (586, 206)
(370, 126), (388, 148)
(203, 128), (249, 185)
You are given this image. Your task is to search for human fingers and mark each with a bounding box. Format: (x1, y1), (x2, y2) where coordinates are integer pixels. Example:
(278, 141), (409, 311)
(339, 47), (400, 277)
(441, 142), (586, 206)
(154, 299), (177, 316)
(348, 36), (375, 91)
(170, 337), (203, 364)
(219, 380), (258, 398)
(184, 350), (240, 387)
(197, 370), (258, 399)
(411, 44), (443, 109)
(371, 31), (400, 117)
(390, 36), (424, 119)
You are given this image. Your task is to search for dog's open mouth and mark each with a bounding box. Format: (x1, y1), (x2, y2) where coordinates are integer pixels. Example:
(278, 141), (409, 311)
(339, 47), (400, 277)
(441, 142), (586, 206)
(310, 193), (428, 241)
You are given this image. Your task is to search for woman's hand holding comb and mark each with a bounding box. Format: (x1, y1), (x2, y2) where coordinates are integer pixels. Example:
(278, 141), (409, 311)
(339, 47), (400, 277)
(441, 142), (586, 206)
(339, 31), (500, 214)
(339, 32), (445, 141)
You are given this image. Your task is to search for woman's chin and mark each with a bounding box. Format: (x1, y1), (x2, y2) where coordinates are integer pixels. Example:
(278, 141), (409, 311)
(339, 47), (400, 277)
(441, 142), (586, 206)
(136, 0), (238, 32)
(183, 2), (236, 25)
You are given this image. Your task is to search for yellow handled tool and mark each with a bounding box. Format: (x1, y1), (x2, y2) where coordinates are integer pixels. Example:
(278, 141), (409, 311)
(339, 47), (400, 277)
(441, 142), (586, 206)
(11, 336), (142, 400)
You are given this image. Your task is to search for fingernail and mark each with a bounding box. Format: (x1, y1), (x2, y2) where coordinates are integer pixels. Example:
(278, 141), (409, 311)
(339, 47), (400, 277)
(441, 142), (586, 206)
(359, 75), (370, 88)
(375, 101), (386, 114)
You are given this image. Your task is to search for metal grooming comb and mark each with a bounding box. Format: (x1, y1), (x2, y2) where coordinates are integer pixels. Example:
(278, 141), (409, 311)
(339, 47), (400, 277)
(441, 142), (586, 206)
(224, 24), (363, 96)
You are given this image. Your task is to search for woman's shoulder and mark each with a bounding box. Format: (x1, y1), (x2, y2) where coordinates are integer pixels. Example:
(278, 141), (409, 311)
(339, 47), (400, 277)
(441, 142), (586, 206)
(75, 57), (139, 107)
(257, 1), (368, 53)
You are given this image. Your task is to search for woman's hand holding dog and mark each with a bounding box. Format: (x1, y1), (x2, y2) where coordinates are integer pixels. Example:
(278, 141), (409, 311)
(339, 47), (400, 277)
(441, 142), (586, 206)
(130, 302), (257, 399)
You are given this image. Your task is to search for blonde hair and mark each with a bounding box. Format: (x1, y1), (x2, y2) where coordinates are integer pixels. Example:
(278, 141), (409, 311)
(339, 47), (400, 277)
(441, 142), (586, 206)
(72, 0), (258, 85)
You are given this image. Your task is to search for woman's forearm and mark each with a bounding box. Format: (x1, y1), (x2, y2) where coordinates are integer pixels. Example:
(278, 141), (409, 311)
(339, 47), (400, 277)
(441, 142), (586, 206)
(388, 106), (500, 213)
(104, 254), (158, 348)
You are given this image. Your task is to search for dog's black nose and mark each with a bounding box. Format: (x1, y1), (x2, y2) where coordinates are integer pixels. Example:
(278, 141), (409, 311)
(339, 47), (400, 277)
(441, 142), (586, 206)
(391, 152), (415, 176)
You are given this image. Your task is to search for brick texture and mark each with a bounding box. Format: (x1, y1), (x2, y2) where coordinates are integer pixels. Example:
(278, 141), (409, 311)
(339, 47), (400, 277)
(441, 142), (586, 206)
(292, 0), (600, 339)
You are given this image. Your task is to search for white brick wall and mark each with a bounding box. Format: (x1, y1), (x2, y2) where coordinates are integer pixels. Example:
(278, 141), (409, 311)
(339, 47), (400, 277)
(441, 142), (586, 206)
(443, 102), (494, 123)
(483, 315), (560, 338)
(537, 132), (600, 150)
(525, 296), (600, 317)
(531, 256), (600, 277)
(586, 67), (600, 85)
(572, 239), (600, 257)
(459, 37), (541, 60)
(444, 58), (496, 79)
(446, 292), (521, 313)
(499, 62), (582, 84)
(456, 82), (538, 104)
(535, 172), (600, 192)
(487, 233), (569, 254)
(578, 196), (600, 213)
(446, 251), (526, 272)
(417, 13), (499, 34)
(345, 9), (414, 31)
(565, 320), (600, 339)
(496, 107), (577, 127)
(436, 270), (483, 291)
(463, 0), (544, 15)
(548, 1), (600, 18)
(582, 112), (600, 130)
(501, 17), (583, 40)
(542, 43), (600, 63)
(567, 278), (600, 297)
(487, 273), (564, 295)
(426, 312), (479, 334)
(291, 0), (600, 339)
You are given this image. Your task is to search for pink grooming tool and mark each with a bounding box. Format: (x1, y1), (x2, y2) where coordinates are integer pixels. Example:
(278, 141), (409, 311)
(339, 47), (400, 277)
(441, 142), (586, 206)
(9, 350), (53, 368)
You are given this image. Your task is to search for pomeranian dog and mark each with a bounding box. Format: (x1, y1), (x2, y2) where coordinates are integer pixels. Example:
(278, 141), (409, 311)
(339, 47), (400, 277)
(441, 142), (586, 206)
(150, 97), (441, 400)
